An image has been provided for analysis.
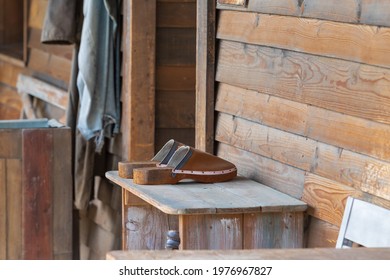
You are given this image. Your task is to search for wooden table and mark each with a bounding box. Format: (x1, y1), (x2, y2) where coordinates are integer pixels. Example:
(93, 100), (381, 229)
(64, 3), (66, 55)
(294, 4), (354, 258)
(106, 171), (307, 250)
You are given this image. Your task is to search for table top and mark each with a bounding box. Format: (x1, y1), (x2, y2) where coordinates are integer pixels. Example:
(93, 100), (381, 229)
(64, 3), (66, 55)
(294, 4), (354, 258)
(106, 171), (307, 215)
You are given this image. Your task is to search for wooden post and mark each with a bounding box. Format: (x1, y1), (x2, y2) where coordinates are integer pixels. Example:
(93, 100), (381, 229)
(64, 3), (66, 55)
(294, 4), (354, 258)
(196, 0), (216, 153)
(121, 0), (156, 161)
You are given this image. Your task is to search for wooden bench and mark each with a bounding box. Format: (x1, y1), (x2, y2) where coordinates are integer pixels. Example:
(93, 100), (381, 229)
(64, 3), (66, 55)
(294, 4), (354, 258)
(105, 171), (307, 250)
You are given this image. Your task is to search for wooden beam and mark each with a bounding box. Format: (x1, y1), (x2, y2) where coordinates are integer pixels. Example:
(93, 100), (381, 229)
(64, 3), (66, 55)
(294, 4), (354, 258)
(121, 0), (156, 161)
(196, 0), (216, 153)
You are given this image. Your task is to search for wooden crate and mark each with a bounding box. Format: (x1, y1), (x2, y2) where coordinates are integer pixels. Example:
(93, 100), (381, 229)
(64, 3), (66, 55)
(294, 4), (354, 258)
(0, 120), (72, 259)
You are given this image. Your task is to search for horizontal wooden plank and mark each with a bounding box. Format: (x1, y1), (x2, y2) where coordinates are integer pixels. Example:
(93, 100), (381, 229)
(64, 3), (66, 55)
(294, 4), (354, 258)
(17, 74), (68, 110)
(217, 0), (390, 28)
(0, 60), (24, 88)
(216, 71), (390, 163)
(157, 1), (196, 28)
(216, 41), (390, 126)
(156, 91), (195, 128)
(156, 65), (195, 90)
(0, 85), (22, 120)
(217, 142), (305, 199)
(28, 28), (74, 60)
(306, 217), (339, 248)
(217, 10), (390, 68)
(27, 48), (71, 84)
(216, 110), (390, 201)
(157, 28), (196, 66)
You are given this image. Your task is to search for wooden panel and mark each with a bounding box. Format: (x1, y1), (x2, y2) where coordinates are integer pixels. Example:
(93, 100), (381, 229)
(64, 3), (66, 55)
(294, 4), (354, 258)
(52, 128), (72, 259)
(0, 160), (6, 259)
(22, 129), (53, 259)
(0, 86), (22, 120)
(217, 142), (305, 199)
(0, 60), (24, 87)
(1, 0), (24, 43)
(216, 41), (390, 126)
(217, 0), (301, 16)
(306, 217), (339, 248)
(180, 214), (243, 250)
(216, 112), (317, 172)
(6, 159), (22, 259)
(27, 48), (72, 84)
(360, 0), (390, 27)
(157, 1), (196, 28)
(121, 0), (156, 161)
(302, 173), (356, 227)
(217, 11), (390, 69)
(218, 0), (247, 6)
(155, 128), (195, 151)
(244, 212), (304, 248)
(0, 130), (21, 158)
(157, 28), (196, 66)
(196, 0), (216, 153)
(28, 0), (48, 30)
(124, 205), (177, 250)
(301, 0), (359, 23)
(157, 65), (195, 91)
(156, 91), (195, 128)
(28, 28), (73, 60)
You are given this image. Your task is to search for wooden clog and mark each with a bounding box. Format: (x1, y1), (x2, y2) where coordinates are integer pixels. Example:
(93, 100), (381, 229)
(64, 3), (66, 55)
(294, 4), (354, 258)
(133, 146), (237, 185)
(118, 139), (183, 178)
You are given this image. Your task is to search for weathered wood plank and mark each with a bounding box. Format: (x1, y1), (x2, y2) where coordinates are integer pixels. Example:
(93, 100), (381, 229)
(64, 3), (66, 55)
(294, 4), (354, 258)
(156, 91), (195, 128)
(217, 142), (306, 199)
(306, 217), (339, 248)
(6, 159), (22, 259)
(157, 1), (196, 28)
(360, 0), (390, 27)
(218, 0), (300, 15)
(196, 0), (216, 153)
(180, 214), (244, 250)
(216, 41), (390, 126)
(52, 128), (72, 259)
(0, 160), (6, 259)
(17, 74), (68, 110)
(217, 10), (390, 69)
(0, 60), (24, 87)
(22, 129), (53, 259)
(0, 85), (22, 120)
(157, 28), (196, 66)
(156, 66), (195, 91)
(244, 212), (304, 248)
(28, 0), (47, 30)
(0, 130), (21, 158)
(301, 0), (359, 23)
(121, 0), (156, 161)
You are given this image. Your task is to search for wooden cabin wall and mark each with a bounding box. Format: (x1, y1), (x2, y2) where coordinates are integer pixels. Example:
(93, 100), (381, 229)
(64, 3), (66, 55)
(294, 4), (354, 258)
(155, 0), (196, 150)
(214, 0), (390, 248)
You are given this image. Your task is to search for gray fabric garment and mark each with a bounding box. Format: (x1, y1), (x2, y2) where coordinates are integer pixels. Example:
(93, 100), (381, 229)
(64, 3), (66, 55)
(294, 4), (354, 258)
(77, 0), (121, 152)
(41, 0), (79, 44)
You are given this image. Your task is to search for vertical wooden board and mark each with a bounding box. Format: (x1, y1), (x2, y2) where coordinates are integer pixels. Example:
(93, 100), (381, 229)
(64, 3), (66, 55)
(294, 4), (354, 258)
(196, 0), (216, 153)
(121, 0), (156, 162)
(157, 1), (196, 28)
(6, 159), (22, 260)
(22, 129), (53, 259)
(124, 205), (177, 250)
(28, 0), (48, 30)
(306, 217), (339, 248)
(180, 214), (243, 250)
(244, 212), (304, 249)
(52, 128), (72, 259)
(0, 159), (6, 259)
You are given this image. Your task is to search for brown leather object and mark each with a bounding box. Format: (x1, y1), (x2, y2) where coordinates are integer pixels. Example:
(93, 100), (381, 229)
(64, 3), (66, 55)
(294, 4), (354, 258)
(133, 146), (237, 185)
(118, 139), (183, 178)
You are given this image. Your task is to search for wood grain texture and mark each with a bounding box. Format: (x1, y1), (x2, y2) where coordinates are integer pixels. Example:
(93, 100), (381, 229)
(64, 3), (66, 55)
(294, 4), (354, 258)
(0, 160), (6, 259)
(52, 128), (72, 259)
(196, 0), (216, 153)
(0, 130), (21, 158)
(157, 1), (196, 28)
(244, 212), (304, 248)
(0, 60), (24, 87)
(121, 0), (156, 161)
(306, 217), (339, 248)
(22, 129), (53, 259)
(156, 66), (195, 91)
(360, 0), (390, 27)
(217, 142), (306, 199)
(6, 159), (22, 259)
(180, 214), (244, 250)
(217, 10), (390, 68)
(216, 41), (390, 126)
(0, 86), (22, 120)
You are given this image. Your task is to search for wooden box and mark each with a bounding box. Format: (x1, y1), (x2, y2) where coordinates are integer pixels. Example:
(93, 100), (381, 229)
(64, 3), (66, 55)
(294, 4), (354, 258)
(0, 120), (72, 259)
